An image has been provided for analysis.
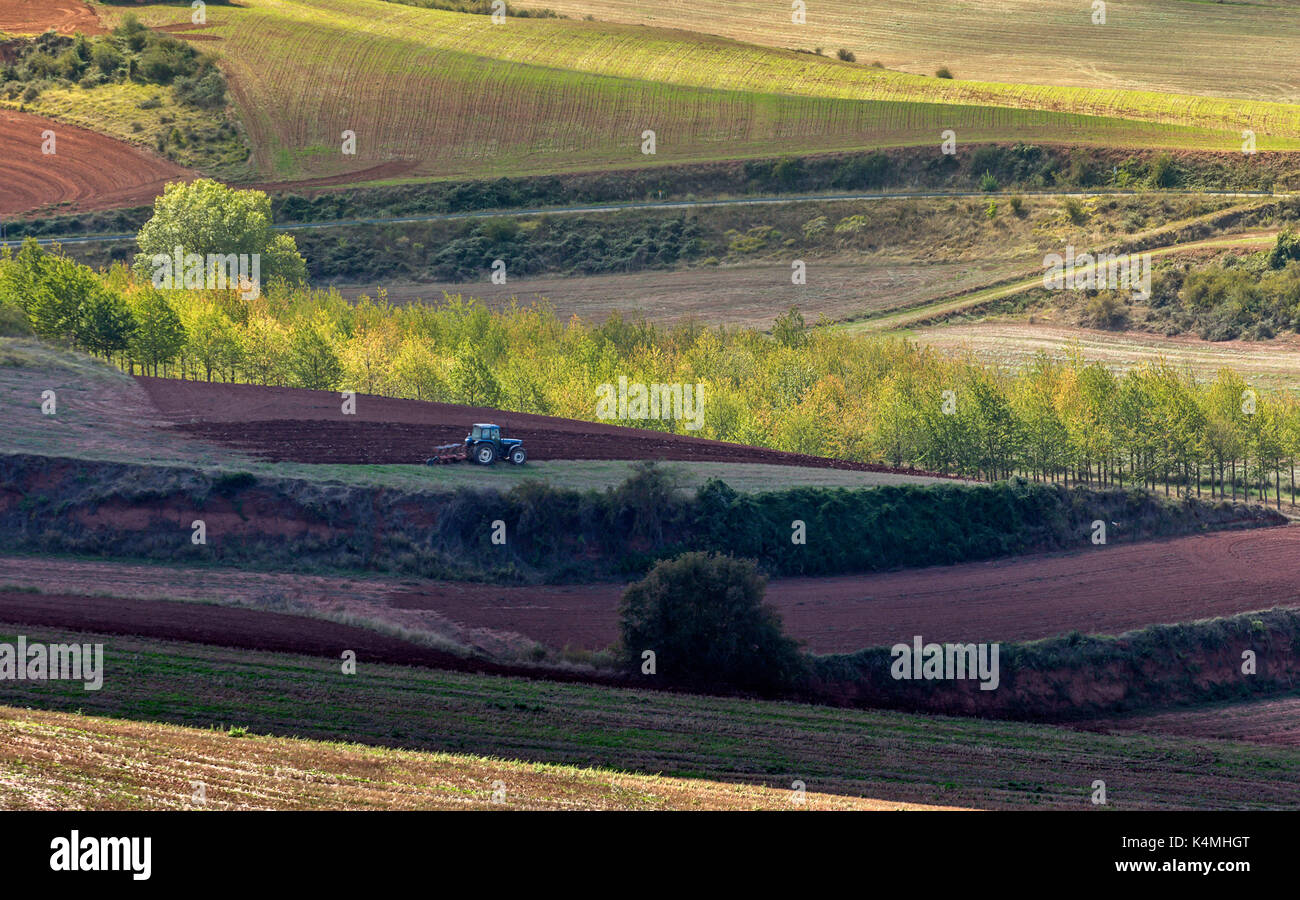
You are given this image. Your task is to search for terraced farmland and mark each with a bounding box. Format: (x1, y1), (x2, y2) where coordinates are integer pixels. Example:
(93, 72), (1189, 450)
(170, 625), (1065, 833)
(103, 0), (1300, 183)
(512, 0), (1300, 103)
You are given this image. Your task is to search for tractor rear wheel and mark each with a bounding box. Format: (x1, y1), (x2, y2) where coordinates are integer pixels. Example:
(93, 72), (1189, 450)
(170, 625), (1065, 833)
(474, 443), (497, 465)
(509, 446), (527, 465)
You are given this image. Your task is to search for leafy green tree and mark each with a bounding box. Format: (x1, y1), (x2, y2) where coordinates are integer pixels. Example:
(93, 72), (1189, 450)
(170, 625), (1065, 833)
(177, 300), (241, 382)
(129, 289), (186, 375)
(287, 322), (342, 390)
(74, 287), (136, 358)
(391, 336), (445, 401)
(449, 348), (502, 407)
(238, 314), (291, 386)
(133, 179), (307, 288)
(619, 551), (804, 692)
(92, 41), (124, 75)
(21, 252), (101, 343)
(1269, 228), (1300, 270)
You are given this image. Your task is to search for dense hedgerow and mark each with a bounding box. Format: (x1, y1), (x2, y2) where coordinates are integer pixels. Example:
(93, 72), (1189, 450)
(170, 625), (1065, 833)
(0, 455), (1279, 584)
(806, 608), (1300, 718)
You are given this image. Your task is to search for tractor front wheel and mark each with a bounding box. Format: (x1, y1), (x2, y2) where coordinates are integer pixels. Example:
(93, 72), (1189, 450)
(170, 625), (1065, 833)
(509, 446), (527, 465)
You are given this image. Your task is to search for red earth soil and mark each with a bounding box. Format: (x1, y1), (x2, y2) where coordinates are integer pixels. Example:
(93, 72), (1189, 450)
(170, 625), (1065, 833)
(0, 592), (630, 687)
(0, 0), (103, 35)
(0, 109), (189, 217)
(1080, 696), (1300, 747)
(134, 376), (949, 474)
(2, 528), (1295, 657)
(391, 526), (1300, 652)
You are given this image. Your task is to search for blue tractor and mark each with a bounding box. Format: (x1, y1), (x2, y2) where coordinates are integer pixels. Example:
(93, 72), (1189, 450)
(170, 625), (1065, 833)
(427, 423), (527, 466)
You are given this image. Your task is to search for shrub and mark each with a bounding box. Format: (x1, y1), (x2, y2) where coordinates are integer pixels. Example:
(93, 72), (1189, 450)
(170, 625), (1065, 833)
(0, 303), (33, 337)
(836, 48), (856, 62)
(175, 69), (227, 109)
(935, 66), (954, 79)
(92, 41), (124, 75)
(1009, 195), (1025, 216)
(772, 305), (809, 348)
(978, 171), (999, 192)
(1148, 153), (1179, 188)
(1268, 228), (1300, 269)
(800, 215), (829, 240)
(619, 552), (804, 692)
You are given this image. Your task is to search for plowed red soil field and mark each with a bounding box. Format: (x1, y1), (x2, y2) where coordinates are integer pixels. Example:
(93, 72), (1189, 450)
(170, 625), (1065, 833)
(4, 526), (1297, 657)
(391, 526), (1300, 651)
(0, 591), (627, 687)
(1081, 696), (1300, 747)
(0, 110), (188, 216)
(134, 377), (946, 474)
(0, 0), (102, 35)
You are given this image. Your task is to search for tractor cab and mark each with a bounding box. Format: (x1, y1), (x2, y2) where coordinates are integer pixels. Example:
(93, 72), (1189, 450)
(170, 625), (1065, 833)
(464, 423), (526, 466)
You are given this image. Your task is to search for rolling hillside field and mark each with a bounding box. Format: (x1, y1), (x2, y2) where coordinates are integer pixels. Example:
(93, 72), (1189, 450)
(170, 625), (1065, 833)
(97, 0), (1300, 184)
(511, 0), (1300, 103)
(908, 323), (1300, 392)
(4, 0), (1300, 843)
(5, 627), (1299, 809)
(1, 706), (953, 810)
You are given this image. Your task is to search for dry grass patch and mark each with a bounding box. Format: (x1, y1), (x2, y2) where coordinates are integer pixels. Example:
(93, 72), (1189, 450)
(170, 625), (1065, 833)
(0, 706), (960, 810)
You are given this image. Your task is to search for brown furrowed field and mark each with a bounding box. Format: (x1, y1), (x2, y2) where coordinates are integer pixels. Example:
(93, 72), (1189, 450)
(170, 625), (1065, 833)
(0, 109), (189, 216)
(336, 260), (1020, 329)
(4, 626), (1298, 809)
(2, 523), (1297, 659)
(0, 706), (950, 810)
(0, 338), (944, 492)
(0, 0), (103, 35)
(1080, 695), (1300, 748)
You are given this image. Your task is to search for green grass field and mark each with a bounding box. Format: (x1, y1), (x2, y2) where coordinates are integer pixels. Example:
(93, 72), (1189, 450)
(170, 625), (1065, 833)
(3, 705), (948, 809)
(5, 625), (1298, 809)
(511, 0), (1300, 103)
(99, 0), (1300, 183)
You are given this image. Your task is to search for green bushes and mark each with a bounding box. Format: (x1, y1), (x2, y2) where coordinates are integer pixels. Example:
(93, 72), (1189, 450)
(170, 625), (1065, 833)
(3, 455), (1274, 585)
(619, 552), (804, 692)
(1155, 256), (1300, 340)
(0, 17), (227, 109)
(805, 608), (1300, 718)
(1269, 228), (1300, 270)
(687, 477), (1265, 577)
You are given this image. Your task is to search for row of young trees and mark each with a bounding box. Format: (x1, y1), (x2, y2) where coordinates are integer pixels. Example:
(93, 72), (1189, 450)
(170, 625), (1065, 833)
(4, 239), (1299, 505)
